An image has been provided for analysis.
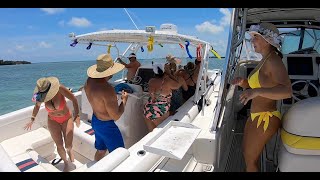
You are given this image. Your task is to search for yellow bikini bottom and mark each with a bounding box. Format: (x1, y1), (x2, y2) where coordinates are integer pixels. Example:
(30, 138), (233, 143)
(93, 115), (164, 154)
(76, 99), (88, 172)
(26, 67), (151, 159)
(250, 111), (281, 132)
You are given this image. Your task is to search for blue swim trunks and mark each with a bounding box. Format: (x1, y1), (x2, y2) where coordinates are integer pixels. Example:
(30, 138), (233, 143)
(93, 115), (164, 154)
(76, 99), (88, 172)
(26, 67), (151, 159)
(91, 114), (124, 152)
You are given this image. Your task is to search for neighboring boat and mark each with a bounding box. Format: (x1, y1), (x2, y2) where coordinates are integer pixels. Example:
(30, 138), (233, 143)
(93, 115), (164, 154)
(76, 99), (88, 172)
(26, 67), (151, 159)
(1, 8), (319, 172)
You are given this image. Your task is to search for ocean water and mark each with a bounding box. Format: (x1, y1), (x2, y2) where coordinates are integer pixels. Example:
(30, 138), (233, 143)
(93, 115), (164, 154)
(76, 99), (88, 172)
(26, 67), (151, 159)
(0, 58), (225, 116)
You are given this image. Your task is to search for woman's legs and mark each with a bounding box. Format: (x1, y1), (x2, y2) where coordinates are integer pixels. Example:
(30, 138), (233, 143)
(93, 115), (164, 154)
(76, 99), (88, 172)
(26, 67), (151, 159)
(242, 115), (281, 172)
(144, 112), (170, 132)
(61, 116), (75, 163)
(47, 118), (69, 170)
(153, 112), (170, 126)
(144, 117), (156, 132)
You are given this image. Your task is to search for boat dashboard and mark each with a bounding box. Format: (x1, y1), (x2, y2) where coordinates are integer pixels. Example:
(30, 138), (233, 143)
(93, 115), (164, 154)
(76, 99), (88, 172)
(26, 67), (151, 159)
(281, 54), (320, 109)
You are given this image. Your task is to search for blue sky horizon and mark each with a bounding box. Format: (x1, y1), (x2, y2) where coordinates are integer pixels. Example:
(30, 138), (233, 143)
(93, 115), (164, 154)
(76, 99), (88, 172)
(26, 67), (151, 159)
(0, 8), (231, 63)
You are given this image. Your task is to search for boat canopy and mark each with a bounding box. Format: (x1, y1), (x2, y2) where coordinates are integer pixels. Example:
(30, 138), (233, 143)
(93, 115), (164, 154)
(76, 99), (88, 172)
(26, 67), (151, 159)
(70, 29), (210, 47)
(246, 8), (320, 29)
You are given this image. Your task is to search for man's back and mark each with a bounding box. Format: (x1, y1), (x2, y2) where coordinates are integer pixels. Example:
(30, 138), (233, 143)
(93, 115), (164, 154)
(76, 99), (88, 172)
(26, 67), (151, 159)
(85, 78), (116, 121)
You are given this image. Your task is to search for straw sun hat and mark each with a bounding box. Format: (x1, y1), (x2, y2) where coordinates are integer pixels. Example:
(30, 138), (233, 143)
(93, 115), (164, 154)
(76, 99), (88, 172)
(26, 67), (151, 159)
(87, 54), (124, 79)
(248, 22), (283, 50)
(33, 77), (60, 102)
(166, 54), (182, 65)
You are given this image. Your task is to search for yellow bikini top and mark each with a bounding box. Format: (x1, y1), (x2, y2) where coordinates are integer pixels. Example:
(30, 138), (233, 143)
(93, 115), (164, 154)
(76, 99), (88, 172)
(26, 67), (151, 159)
(248, 52), (273, 89)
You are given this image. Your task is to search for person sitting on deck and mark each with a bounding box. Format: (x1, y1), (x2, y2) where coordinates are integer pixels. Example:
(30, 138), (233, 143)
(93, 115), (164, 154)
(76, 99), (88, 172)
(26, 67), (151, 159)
(176, 61), (198, 102)
(143, 63), (187, 132)
(165, 55), (186, 115)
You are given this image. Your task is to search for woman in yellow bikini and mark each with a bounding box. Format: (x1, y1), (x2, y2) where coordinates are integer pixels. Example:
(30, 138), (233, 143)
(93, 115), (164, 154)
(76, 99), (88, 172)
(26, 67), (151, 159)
(231, 23), (292, 172)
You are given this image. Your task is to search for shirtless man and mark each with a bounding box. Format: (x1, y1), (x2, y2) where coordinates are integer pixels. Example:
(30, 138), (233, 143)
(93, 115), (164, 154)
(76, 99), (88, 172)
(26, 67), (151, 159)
(118, 53), (141, 82)
(85, 53), (128, 161)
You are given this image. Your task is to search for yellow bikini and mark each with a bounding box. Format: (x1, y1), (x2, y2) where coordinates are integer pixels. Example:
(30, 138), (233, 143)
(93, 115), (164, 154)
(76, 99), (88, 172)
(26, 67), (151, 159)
(247, 52), (281, 132)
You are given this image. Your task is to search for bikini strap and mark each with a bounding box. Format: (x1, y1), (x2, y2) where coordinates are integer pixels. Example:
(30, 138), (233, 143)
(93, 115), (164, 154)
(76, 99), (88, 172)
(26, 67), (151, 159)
(186, 71), (196, 86)
(50, 99), (56, 110)
(259, 51), (273, 69)
(249, 51), (273, 78)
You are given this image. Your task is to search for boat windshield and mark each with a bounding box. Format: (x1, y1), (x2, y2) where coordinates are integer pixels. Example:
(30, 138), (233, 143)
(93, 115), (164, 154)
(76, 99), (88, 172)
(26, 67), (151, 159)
(280, 28), (320, 55)
(240, 28), (320, 61)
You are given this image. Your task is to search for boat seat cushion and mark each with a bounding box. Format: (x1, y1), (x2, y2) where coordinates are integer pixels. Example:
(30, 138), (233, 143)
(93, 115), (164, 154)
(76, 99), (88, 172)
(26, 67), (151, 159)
(278, 143), (320, 172)
(281, 97), (320, 155)
(73, 122), (96, 161)
(0, 127), (53, 157)
(12, 150), (59, 172)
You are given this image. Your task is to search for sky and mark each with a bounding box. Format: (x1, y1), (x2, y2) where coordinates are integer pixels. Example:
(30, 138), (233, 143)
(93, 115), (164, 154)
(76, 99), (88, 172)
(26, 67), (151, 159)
(0, 8), (232, 63)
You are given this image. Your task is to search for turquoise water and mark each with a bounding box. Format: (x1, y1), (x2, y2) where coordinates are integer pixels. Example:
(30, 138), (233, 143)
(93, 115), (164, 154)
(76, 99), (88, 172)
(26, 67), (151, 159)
(0, 58), (225, 115)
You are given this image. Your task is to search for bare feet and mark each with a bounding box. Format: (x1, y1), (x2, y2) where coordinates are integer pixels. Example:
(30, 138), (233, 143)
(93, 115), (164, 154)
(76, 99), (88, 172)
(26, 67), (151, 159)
(63, 161), (76, 172)
(63, 161), (70, 172)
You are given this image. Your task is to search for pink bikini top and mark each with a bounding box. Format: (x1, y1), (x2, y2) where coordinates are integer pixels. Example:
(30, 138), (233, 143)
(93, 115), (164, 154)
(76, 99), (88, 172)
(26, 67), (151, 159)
(45, 94), (66, 113)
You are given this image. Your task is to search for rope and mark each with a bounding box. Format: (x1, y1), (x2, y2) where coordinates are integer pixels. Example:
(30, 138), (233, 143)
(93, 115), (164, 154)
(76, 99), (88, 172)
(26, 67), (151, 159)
(124, 8), (139, 30)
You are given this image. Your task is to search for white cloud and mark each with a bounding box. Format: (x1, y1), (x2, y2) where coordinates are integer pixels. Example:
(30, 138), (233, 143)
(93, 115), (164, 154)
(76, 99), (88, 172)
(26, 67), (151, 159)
(68, 17), (92, 27)
(195, 8), (231, 34)
(15, 45), (25, 50)
(195, 21), (224, 34)
(40, 8), (65, 15)
(219, 8), (231, 27)
(39, 41), (52, 48)
(58, 20), (65, 27)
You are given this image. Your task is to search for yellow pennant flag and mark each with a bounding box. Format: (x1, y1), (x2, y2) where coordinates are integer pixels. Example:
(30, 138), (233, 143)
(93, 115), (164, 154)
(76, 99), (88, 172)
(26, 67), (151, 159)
(210, 48), (222, 59)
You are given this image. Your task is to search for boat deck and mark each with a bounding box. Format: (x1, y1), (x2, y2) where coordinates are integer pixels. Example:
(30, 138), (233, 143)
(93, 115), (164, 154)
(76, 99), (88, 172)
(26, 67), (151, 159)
(0, 123), (95, 172)
(225, 113), (278, 172)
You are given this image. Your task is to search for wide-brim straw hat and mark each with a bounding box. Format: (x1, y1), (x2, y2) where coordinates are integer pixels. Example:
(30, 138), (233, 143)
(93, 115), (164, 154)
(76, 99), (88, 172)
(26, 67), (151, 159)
(166, 54), (182, 65)
(33, 77), (60, 102)
(248, 22), (282, 50)
(87, 54), (124, 78)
